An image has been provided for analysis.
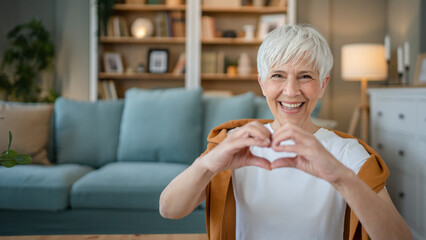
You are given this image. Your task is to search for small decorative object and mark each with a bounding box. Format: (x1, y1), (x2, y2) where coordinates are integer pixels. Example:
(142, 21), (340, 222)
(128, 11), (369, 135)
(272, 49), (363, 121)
(253, 0), (265, 6)
(243, 25), (255, 41)
(104, 53), (124, 73)
(166, 0), (182, 5)
(126, 67), (135, 74)
(237, 53), (252, 75)
(131, 18), (154, 39)
(404, 41), (410, 83)
(148, 49), (169, 73)
(258, 14), (286, 40)
(227, 66), (237, 76)
(222, 30), (237, 38)
(384, 34), (391, 84)
(137, 63), (145, 73)
(397, 46), (404, 84)
(414, 53), (426, 86)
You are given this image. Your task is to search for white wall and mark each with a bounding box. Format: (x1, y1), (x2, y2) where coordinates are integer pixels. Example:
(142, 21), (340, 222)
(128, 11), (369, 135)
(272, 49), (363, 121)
(55, 0), (91, 101)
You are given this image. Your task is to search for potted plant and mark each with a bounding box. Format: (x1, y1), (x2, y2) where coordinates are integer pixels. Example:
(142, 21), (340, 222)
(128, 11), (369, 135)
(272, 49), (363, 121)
(0, 19), (57, 103)
(0, 115), (31, 167)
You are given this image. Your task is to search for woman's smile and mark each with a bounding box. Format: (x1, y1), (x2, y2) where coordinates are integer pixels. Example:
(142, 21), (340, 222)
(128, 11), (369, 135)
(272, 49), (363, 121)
(279, 101), (305, 113)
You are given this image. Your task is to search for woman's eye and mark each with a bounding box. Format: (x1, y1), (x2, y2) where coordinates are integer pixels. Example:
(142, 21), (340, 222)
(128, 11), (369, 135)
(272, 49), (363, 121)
(271, 74), (282, 78)
(300, 74), (312, 79)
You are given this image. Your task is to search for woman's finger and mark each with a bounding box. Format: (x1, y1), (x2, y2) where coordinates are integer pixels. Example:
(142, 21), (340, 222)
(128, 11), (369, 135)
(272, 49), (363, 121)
(271, 157), (297, 169)
(246, 156), (272, 170)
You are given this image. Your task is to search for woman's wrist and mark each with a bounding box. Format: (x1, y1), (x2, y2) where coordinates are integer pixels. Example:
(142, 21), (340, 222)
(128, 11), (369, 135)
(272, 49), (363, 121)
(194, 155), (217, 178)
(330, 167), (358, 193)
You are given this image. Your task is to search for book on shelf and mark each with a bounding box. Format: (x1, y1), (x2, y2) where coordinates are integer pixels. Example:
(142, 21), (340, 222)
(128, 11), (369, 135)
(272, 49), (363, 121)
(217, 51), (225, 74)
(268, 0), (286, 7)
(203, 0), (240, 7)
(173, 52), (186, 74)
(201, 16), (216, 39)
(107, 16), (129, 37)
(202, 52), (217, 74)
(99, 80), (118, 100)
(171, 11), (185, 37)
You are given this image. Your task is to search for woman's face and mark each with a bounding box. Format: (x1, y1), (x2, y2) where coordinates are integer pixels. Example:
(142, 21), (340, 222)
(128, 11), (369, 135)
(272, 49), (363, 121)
(258, 60), (329, 132)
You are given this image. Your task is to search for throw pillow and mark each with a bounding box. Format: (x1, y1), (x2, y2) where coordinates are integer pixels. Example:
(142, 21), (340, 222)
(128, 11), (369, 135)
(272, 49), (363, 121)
(55, 98), (124, 168)
(202, 92), (255, 150)
(0, 101), (54, 165)
(117, 88), (203, 164)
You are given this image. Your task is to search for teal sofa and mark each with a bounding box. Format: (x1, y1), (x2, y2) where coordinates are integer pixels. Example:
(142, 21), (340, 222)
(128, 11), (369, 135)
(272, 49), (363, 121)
(0, 88), (273, 236)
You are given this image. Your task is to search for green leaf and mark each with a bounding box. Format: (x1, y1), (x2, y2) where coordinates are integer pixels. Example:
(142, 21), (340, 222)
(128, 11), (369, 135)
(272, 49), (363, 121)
(2, 149), (18, 159)
(0, 159), (17, 168)
(14, 154), (32, 165)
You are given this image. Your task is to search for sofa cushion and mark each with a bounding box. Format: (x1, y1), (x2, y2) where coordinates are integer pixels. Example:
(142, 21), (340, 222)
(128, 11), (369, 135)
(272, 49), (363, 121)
(0, 101), (53, 165)
(55, 98), (124, 168)
(0, 164), (92, 211)
(202, 92), (255, 150)
(117, 88), (202, 164)
(254, 96), (274, 119)
(70, 162), (187, 210)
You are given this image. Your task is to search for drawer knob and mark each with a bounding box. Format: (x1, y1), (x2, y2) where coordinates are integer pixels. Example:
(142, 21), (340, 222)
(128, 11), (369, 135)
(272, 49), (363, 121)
(398, 113), (405, 120)
(377, 143), (383, 150)
(398, 192), (405, 199)
(377, 111), (383, 117)
(398, 150), (404, 157)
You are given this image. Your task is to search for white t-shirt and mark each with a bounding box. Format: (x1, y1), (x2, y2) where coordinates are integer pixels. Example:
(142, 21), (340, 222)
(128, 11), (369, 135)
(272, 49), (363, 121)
(231, 124), (369, 240)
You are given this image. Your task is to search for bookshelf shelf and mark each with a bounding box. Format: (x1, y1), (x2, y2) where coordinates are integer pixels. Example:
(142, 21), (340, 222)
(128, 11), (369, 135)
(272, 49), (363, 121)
(201, 73), (258, 81)
(114, 4), (186, 12)
(202, 6), (286, 13)
(99, 36), (186, 44)
(99, 72), (185, 80)
(202, 38), (262, 45)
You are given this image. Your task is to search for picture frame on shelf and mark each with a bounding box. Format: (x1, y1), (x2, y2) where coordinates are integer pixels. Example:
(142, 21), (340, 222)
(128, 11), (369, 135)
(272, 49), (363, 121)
(148, 49), (169, 73)
(414, 53), (426, 86)
(104, 53), (124, 73)
(257, 14), (286, 40)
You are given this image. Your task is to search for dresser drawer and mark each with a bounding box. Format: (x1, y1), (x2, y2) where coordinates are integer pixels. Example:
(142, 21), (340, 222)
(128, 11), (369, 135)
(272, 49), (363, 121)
(373, 129), (418, 172)
(371, 96), (394, 129)
(417, 100), (426, 138)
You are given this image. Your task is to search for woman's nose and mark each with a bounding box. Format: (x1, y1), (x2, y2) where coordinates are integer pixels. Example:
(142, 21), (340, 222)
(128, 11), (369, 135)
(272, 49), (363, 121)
(283, 77), (301, 97)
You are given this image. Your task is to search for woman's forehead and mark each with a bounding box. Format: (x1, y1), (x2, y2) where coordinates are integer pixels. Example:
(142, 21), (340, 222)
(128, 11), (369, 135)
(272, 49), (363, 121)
(271, 60), (317, 73)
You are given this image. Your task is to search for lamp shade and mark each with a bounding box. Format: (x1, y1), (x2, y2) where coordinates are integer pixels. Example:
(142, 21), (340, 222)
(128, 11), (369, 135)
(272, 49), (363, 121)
(341, 44), (387, 81)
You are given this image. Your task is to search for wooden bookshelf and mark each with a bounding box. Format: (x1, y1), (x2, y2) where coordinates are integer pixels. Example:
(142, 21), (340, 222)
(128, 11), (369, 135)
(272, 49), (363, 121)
(114, 4), (186, 12)
(202, 6), (286, 13)
(99, 72), (185, 80)
(201, 38), (262, 45)
(100, 36), (186, 44)
(201, 73), (258, 81)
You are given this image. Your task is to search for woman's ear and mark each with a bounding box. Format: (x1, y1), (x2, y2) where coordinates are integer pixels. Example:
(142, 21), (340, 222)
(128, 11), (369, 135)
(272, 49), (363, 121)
(258, 76), (266, 96)
(319, 75), (330, 98)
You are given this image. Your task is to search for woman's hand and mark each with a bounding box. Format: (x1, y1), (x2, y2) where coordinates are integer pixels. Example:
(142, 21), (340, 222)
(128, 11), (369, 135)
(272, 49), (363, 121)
(270, 123), (349, 184)
(200, 121), (273, 174)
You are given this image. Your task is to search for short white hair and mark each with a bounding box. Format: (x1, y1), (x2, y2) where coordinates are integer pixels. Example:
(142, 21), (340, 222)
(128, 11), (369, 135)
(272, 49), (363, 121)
(257, 24), (333, 84)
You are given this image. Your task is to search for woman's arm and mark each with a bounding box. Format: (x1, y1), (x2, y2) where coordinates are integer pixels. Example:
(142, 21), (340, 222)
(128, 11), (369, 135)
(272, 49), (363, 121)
(159, 121), (272, 219)
(271, 123), (412, 240)
(333, 169), (412, 240)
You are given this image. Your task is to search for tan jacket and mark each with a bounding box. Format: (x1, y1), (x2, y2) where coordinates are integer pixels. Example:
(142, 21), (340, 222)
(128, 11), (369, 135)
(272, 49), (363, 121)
(203, 119), (389, 240)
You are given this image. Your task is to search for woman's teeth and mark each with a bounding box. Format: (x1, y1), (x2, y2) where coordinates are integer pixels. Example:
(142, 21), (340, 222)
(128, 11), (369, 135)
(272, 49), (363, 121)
(280, 102), (303, 109)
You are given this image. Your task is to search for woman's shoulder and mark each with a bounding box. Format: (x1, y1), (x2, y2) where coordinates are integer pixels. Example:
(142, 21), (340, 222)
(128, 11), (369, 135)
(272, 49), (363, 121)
(315, 128), (370, 174)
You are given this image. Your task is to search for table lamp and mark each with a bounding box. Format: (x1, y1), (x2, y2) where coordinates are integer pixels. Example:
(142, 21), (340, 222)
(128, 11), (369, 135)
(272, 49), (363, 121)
(341, 44), (387, 141)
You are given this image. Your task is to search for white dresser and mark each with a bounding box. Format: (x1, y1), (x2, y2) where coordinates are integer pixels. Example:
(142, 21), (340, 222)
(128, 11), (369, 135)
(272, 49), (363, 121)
(368, 87), (426, 239)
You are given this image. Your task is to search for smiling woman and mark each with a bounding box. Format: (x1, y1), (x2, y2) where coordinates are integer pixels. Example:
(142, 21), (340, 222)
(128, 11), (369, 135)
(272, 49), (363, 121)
(159, 24), (412, 240)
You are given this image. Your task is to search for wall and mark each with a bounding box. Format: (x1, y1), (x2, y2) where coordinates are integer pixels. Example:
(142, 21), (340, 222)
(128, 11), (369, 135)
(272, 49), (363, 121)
(298, 0), (388, 133)
(387, 0), (421, 83)
(55, 0), (91, 101)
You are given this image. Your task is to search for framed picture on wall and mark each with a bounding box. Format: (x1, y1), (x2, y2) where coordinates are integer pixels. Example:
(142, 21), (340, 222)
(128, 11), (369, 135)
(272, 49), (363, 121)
(104, 53), (124, 73)
(148, 49), (169, 73)
(414, 53), (426, 86)
(257, 14), (286, 40)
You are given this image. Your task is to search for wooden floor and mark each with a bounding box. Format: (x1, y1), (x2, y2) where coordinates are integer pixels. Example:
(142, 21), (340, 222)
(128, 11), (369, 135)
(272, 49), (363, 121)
(0, 234), (208, 240)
